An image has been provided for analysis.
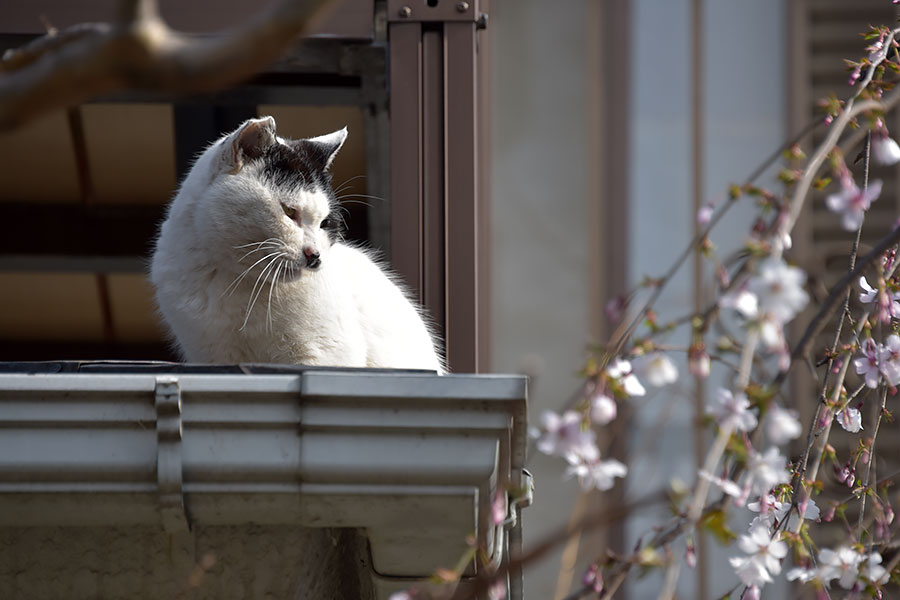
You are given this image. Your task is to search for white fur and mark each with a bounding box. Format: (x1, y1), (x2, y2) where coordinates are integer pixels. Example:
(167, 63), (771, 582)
(151, 117), (444, 372)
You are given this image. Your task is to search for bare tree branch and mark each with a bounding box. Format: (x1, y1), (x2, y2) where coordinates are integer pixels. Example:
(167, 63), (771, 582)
(772, 222), (900, 389)
(0, 0), (337, 130)
(1, 24), (111, 72)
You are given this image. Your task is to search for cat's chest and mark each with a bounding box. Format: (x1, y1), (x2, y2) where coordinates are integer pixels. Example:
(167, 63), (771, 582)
(202, 272), (364, 364)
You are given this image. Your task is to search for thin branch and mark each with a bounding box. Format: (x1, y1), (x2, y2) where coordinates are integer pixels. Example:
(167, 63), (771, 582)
(780, 98), (881, 248)
(451, 492), (667, 600)
(839, 84), (900, 156)
(0, 24), (112, 72)
(606, 119), (821, 362)
(858, 387), (888, 535)
(780, 25), (900, 250)
(0, 0), (338, 130)
(773, 223), (900, 389)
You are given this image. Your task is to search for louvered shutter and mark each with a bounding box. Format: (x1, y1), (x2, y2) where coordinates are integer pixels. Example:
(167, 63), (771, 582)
(791, 0), (899, 551)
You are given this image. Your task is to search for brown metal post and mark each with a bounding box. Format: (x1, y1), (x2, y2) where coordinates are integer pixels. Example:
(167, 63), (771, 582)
(388, 1), (488, 373)
(422, 30), (447, 341)
(389, 22), (424, 301)
(477, 0), (492, 373)
(444, 21), (479, 373)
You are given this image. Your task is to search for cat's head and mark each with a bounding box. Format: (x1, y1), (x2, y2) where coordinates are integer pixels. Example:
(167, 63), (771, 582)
(176, 116), (347, 279)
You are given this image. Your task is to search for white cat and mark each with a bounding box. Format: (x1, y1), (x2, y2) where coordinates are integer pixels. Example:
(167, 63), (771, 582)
(150, 116), (444, 372)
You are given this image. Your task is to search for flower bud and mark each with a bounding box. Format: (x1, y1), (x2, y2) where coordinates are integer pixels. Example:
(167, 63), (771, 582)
(685, 539), (697, 569)
(604, 296), (626, 323)
(688, 345), (711, 379)
(582, 564), (602, 593)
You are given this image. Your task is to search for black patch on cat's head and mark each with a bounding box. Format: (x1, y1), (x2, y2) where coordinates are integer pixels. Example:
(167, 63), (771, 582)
(258, 142), (345, 242)
(260, 143), (320, 191)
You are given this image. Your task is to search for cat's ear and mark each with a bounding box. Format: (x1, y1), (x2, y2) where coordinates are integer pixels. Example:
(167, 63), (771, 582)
(225, 116), (277, 174)
(302, 127), (348, 171)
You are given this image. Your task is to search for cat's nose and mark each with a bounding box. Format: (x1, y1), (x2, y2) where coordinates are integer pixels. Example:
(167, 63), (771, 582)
(304, 247), (321, 269)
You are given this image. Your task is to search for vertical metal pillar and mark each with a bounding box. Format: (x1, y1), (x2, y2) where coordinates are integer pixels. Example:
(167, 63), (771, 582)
(388, 0), (488, 373)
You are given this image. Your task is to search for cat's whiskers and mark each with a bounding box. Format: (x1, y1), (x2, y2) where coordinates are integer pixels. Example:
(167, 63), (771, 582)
(241, 251), (287, 331)
(335, 193), (386, 209)
(233, 237), (283, 250)
(235, 239), (286, 262)
(266, 259), (287, 333)
(223, 250), (285, 298)
(332, 175), (367, 196)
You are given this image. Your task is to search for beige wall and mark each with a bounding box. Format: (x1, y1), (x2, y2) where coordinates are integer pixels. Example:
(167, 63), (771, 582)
(489, 1), (596, 597)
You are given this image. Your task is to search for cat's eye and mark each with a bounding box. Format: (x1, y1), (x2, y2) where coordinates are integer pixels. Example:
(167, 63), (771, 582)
(281, 203), (297, 219)
(320, 217), (332, 229)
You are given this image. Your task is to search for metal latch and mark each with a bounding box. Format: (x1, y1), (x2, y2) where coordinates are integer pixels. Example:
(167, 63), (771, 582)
(486, 469), (535, 571)
(388, 0), (483, 23)
(155, 376), (191, 533)
(502, 469), (534, 529)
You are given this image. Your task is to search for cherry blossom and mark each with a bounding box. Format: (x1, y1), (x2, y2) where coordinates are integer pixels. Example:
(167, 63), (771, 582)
(697, 203), (714, 226)
(685, 539), (697, 569)
(861, 552), (889, 585)
(728, 521), (787, 588)
(858, 276), (900, 321)
(533, 410), (597, 462)
(819, 546), (864, 590)
(757, 313), (787, 352)
(765, 404), (802, 445)
(488, 578), (507, 600)
(721, 260), (807, 360)
(688, 345), (710, 378)
(879, 333), (900, 386)
(825, 179), (882, 231)
(633, 352), (678, 387)
(698, 470), (743, 500)
(747, 258), (809, 325)
(706, 388), (758, 432)
(748, 494), (819, 530)
(836, 406), (863, 433)
(720, 287), (759, 319)
(854, 338), (882, 389)
(859, 276), (878, 303)
(589, 391), (617, 425)
(745, 447), (790, 498)
(873, 135), (900, 166)
(786, 565), (820, 584)
(836, 462), (856, 488)
(566, 457), (627, 491)
(582, 564), (603, 594)
(606, 358), (646, 397)
(604, 296), (626, 323)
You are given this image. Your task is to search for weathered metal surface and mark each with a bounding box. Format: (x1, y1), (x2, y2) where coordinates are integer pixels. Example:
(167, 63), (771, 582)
(0, 365), (527, 599)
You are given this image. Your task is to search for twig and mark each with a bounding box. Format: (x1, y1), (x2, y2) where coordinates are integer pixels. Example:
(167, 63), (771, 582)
(839, 84), (900, 156)
(780, 98), (881, 248)
(780, 25), (900, 250)
(773, 224), (900, 389)
(606, 118), (821, 362)
(858, 386), (888, 536)
(451, 493), (666, 600)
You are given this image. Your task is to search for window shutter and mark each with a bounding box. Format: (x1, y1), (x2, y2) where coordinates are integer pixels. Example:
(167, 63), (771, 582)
(789, 0), (899, 548)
